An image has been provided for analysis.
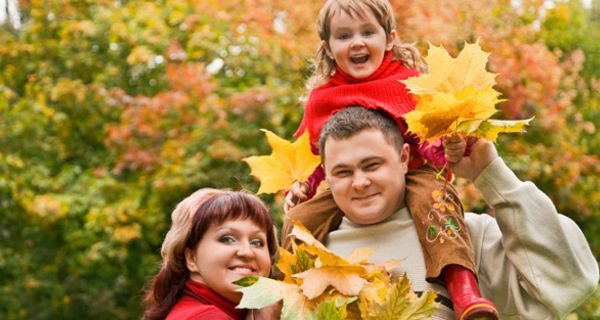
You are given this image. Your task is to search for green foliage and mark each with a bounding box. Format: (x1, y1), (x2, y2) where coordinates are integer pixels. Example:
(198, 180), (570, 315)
(0, 0), (598, 319)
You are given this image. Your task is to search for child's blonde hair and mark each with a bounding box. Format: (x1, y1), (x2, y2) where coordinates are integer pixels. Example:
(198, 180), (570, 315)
(306, 0), (426, 91)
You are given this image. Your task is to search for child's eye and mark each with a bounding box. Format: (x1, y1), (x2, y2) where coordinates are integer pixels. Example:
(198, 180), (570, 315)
(219, 235), (236, 244)
(363, 30), (375, 36)
(337, 33), (351, 40)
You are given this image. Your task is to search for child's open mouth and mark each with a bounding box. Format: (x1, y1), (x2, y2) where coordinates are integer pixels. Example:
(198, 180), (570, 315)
(350, 55), (369, 64)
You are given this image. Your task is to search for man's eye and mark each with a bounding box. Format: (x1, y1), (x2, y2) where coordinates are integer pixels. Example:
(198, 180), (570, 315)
(219, 235), (236, 244)
(365, 162), (381, 170)
(334, 169), (352, 176)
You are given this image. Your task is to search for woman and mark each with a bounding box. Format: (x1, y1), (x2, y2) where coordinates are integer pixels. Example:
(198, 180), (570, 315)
(142, 188), (278, 320)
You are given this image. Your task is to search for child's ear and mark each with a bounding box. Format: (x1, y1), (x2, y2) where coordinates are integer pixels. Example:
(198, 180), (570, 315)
(386, 30), (398, 51)
(322, 40), (334, 60)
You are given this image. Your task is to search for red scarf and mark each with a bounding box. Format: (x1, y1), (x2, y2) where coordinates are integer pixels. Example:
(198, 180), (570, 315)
(180, 280), (245, 320)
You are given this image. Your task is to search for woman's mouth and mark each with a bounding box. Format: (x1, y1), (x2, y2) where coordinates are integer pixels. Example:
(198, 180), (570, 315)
(230, 266), (256, 275)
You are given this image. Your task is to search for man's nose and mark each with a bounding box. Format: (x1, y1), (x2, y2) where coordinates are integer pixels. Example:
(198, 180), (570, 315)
(352, 172), (371, 189)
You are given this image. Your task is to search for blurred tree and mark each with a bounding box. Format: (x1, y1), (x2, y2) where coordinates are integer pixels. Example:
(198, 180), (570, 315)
(0, 0), (597, 319)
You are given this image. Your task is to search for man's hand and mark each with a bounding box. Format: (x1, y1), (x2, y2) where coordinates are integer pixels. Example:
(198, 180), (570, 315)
(447, 138), (498, 182)
(284, 180), (309, 213)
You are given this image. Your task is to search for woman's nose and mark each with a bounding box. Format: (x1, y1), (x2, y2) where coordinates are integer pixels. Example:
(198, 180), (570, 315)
(236, 241), (255, 257)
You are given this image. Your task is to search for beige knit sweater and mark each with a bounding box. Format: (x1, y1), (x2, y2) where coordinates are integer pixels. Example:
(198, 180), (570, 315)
(326, 158), (598, 319)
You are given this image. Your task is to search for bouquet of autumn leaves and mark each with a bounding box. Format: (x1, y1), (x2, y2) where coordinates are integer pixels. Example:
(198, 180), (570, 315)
(400, 41), (533, 144)
(234, 220), (439, 320)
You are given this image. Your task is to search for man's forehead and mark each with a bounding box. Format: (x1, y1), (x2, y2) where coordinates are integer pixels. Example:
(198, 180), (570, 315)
(324, 129), (395, 162)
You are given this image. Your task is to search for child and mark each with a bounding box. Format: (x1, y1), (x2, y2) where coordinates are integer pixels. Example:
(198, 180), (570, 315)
(283, 0), (498, 319)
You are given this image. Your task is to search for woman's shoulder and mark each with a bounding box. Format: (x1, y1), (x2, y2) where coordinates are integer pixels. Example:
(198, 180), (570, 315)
(166, 296), (235, 320)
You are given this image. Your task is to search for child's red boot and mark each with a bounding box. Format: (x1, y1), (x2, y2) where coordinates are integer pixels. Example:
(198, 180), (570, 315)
(443, 264), (499, 320)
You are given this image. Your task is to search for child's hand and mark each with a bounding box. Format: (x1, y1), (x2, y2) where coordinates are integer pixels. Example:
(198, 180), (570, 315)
(443, 134), (467, 164)
(450, 138), (499, 182)
(284, 180), (309, 213)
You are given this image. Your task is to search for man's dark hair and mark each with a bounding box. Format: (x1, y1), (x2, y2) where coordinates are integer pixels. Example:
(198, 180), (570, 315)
(318, 106), (405, 162)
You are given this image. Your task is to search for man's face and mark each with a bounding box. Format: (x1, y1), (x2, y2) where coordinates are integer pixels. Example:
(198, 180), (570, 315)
(323, 129), (410, 225)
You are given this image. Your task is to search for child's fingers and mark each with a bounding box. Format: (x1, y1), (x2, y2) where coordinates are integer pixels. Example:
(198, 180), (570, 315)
(290, 181), (309, 200)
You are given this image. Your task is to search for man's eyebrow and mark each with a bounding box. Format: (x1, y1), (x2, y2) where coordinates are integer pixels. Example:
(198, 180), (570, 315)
(330, 156), (383, 171)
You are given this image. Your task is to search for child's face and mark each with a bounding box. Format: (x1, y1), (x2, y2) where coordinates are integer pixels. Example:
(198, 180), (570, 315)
(323, 129), (410, 225)
(324, 6), (395, 79)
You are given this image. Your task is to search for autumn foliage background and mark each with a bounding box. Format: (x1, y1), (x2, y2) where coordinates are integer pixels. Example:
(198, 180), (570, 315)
(0, 0), (599, 319)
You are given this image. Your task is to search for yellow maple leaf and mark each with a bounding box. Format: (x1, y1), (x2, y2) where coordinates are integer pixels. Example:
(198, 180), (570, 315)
(359, 275), (438, 320)
(401, 42), (532, 143)
(403, 42), (497, 95)
(472, 118), (535, 142)
(243, 129), (320, 194)
(295, 266), (368, 299)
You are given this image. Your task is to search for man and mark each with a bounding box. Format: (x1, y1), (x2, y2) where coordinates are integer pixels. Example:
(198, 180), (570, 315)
(282, 106), (598, 319)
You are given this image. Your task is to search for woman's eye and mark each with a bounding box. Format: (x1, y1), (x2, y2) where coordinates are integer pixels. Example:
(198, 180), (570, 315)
(219, 235), (236, 244)
(250, 239), (264, 248)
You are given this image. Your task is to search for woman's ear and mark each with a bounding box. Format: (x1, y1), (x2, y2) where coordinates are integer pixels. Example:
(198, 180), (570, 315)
(184, 248), (199, 273)
(386, 30), (398, 50)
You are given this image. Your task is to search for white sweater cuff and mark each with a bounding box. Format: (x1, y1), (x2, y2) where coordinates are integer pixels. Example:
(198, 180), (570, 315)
(474, 157), (522, 207)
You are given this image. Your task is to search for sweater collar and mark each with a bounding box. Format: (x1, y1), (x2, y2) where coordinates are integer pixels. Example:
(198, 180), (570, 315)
(339, 206), (411, 229)
(184, 280), (246, 319)
(331, 50), (395, 84)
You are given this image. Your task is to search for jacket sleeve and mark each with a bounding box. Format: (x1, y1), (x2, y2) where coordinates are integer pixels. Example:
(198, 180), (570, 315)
(465, 158), (599, 319)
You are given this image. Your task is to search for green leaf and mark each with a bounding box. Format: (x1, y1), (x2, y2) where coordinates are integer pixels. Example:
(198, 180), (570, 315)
(233, 275), (258, 287)
(315, 297), (355, 320)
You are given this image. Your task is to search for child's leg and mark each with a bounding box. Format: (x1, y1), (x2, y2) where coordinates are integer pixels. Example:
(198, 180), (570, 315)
(406, 165), (499, 320)
(281, 190), (343, 251)
(405, 165), (476, 280)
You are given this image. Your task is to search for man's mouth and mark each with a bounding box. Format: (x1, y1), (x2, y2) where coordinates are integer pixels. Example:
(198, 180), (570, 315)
(353, 193), (379, 201)
(350, 54), (369, 64)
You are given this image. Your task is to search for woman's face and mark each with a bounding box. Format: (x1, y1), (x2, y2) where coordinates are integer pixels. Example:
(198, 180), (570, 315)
(185, 218), (272, 303)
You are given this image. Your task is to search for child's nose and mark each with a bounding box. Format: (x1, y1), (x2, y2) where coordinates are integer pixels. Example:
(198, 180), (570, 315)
(350, 37), (365, 48)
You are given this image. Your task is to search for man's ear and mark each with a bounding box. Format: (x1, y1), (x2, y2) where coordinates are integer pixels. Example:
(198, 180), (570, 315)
(400, 143), (410, 172)
(322, 40), (334, 60)
(386, 30), (398, 51)
(184, 248), (199, 273)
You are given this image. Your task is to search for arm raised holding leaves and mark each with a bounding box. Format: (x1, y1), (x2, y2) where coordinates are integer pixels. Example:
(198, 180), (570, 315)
(443, 137), (598, 318)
